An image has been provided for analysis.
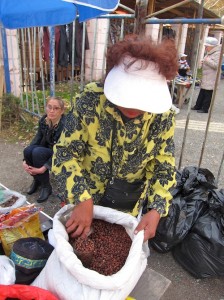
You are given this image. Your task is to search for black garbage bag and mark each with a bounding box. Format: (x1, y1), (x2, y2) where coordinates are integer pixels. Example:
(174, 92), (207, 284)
(150, 166), (217, 253)
(172, 189), (224, 278)
(172, 166), (217, 196)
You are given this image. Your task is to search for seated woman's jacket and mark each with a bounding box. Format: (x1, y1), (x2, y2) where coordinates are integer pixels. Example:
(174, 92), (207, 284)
(31, 114), (66, 169)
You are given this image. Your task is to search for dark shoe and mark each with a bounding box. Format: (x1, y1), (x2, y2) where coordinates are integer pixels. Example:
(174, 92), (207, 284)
(27, 180), (40, 195)
(37, 185), (52, 203)
(197, 110), (208, 113)
(191, 106), (199, 110)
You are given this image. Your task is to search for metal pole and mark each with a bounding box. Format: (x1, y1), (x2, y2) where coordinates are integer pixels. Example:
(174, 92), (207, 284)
(70, 20), (76, 106)
(1, 27), (11, 93)
(38, 27), (46, 108)
(27, 28), (35, 111)
(118, 4), (135, 14)
(144, 18), (223, 24)
(216, 150), (224, 185)
(90, 19), (98, 82)
(33, 28), (40, 115)
(178, 28), (203, 169)
(101, 19), (110, 81)
(120, 18), (125, 41)
(21, 29), (29, 108)
(98, 14), (135, 19)
(49, 26), (55, 97)
(16, 30), (24, 107)
(198, 40), (224, 167)
(9, 32), (17, 95)
(80, 21), (86, 92)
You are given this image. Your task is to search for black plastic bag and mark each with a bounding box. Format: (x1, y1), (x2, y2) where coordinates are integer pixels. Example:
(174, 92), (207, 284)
(172, 166), (217, 196)
(150, 189), (209, 252)
(172, 189), (224, 278)
(150, 166), (217, 253)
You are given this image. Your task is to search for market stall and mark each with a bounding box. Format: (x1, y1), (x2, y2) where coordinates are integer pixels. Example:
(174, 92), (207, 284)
(174, 76), (193, 108)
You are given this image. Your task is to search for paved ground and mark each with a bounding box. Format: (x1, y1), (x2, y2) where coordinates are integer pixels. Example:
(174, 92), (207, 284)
(0, 80), (224, 300)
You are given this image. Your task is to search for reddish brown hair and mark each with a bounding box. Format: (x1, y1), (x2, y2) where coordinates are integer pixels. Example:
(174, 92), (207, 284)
(107, 35), (178, 80)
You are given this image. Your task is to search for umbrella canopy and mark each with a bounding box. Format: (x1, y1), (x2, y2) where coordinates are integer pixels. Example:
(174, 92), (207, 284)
(0, 0), (119, 29)
(0, 0), (77, 29)
(65, 0), (120, 21)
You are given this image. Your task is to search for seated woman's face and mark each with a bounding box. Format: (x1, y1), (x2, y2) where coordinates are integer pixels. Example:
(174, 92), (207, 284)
(46, 99), (64, 122)
(116, 105), (145, 118)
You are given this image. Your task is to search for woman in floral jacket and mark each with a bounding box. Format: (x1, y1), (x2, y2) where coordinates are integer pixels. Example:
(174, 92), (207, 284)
(52, 35), (178, 242)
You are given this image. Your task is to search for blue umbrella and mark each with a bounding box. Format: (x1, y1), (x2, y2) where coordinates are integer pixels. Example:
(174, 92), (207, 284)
(0, 0), (119, 93)
(0, 0), (119, 29)
(0, 0), (76, 29)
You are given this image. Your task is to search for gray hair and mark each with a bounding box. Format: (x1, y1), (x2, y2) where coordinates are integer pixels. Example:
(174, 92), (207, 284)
(46, 96), (65, 110)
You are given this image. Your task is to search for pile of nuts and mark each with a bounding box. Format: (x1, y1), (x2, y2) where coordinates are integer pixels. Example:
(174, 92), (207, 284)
(72, 237), (95, 268)
(71, 219), (132, 276)
(0, 195), (18, 207)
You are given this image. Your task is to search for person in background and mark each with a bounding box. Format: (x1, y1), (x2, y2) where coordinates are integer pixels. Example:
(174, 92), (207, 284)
(192, 36), (221, 113)
(178, 53), (190, 77)
(23, 97), (65, 203)
(52, 35), (178, 242)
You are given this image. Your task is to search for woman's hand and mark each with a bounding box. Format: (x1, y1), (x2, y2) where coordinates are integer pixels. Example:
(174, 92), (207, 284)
(66, 198), (93, 239)
(23, 161), (47, 175)
(134, 209), (160, 242)
(26, 166), (47, 175)
(22, 161), (30, 172)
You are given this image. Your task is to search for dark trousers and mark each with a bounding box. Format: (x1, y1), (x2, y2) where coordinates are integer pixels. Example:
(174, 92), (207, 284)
(195, 88), (213, 112)
(23, 145), (53, 186)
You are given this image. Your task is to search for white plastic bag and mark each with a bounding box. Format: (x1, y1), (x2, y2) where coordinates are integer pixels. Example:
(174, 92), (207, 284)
(0, 255), (16, 284)
(32, 205), (149, 300)
(0, 190), (27, 214)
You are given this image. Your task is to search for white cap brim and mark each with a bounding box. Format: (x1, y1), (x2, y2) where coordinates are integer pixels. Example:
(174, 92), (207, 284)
(104, 59), (172, 114)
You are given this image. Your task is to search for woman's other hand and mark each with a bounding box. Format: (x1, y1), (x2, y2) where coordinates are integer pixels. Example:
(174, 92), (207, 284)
(66, 198), (93, 239)
(134, 209), (160, 242)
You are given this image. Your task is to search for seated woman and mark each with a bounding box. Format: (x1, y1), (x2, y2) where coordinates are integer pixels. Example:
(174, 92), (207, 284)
(178, 53), (190, 77)
(23, 96), (65, 203)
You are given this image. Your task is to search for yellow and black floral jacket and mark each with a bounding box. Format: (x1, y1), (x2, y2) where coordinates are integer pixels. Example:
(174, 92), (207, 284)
(52, 82), (176, 217)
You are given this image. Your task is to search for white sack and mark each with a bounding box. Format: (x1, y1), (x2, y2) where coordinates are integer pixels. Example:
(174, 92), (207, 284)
(0, 190), (27, 214)
(0, 255), (16, 285)
(32, 204), (149, 300)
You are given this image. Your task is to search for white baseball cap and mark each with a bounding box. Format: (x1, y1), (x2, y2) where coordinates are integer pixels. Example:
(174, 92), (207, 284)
(104, 57), (172, 114)
(204, 37), (219, 47)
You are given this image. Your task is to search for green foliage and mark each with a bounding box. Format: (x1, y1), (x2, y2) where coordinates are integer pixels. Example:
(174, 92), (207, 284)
(21, 82), (80, 115)
(0, 93), (38, 142)
(0, 93), (21, 129)
(0, 82), (80, 142)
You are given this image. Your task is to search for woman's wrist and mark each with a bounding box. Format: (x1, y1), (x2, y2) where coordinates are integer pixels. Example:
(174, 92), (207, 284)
(40, 166), (47, 173)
